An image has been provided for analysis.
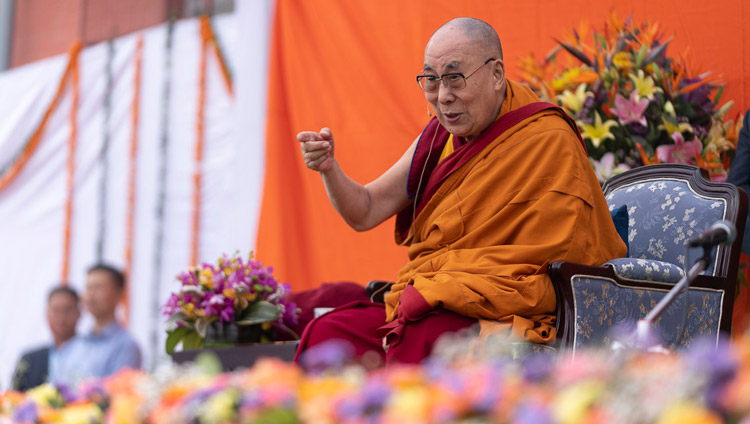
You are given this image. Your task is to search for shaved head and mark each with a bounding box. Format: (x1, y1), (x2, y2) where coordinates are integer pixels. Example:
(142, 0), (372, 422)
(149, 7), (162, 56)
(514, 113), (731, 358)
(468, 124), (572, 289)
(421, 17), (507, 141)
(429, 17), (503, 60)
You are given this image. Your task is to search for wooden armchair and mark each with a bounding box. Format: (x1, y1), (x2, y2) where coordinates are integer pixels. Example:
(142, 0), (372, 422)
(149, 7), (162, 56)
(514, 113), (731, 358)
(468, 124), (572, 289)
(549, 164), (747, 353)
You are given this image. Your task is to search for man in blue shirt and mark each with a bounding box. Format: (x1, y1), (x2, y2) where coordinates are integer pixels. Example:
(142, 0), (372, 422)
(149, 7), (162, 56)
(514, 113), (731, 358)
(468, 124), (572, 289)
(50, 265), (141, 387)
(11, 286), (80, 391)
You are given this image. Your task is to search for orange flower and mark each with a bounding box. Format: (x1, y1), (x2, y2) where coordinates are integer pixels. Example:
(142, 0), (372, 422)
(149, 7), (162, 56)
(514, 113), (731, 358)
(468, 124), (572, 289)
(694, 149), (724, 174)
(725, 114), (744, 144)
(636, 143), (660, 165)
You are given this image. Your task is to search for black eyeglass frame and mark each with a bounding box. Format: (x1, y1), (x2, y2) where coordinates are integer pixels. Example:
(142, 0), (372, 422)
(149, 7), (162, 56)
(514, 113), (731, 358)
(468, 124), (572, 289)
(416, 58), (497, 92)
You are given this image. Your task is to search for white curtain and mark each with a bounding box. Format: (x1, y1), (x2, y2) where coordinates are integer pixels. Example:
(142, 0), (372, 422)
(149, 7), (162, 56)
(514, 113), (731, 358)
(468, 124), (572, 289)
(0, 1), (273, 388)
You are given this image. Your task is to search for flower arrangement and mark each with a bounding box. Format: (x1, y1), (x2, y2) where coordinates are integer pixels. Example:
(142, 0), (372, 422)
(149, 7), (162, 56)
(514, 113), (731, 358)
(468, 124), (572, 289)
(162, 252), (298, 354)
(3, 337), (750, 423)
(518, 12), (744, 183)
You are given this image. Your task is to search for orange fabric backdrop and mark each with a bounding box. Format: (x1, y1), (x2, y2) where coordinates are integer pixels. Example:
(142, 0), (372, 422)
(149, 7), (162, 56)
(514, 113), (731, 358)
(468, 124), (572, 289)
(258, 0), (750, 291)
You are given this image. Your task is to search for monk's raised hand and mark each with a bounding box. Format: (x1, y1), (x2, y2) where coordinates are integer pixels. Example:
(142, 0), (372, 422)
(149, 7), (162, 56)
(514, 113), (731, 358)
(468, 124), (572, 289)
(297, 127), (335, 173)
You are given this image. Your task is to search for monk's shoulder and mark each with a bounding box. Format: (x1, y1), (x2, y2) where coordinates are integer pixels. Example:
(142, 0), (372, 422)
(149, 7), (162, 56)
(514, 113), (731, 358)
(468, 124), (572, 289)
(519, 111), (579, 142)
(494, 110), (582, 157)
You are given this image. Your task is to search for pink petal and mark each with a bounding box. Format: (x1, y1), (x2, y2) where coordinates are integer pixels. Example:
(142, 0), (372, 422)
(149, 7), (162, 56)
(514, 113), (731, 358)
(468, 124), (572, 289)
(656, 144), (675, 163)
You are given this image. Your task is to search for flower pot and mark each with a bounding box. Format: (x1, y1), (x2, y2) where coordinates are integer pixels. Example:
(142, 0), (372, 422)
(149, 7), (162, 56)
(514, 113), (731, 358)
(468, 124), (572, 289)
(204, 322), (266, 347)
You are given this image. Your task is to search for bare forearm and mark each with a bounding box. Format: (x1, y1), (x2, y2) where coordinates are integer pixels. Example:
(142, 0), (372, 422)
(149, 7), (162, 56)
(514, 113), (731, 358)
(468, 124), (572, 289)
(298, 128), (415, 232)
(320, 161), (376, 231)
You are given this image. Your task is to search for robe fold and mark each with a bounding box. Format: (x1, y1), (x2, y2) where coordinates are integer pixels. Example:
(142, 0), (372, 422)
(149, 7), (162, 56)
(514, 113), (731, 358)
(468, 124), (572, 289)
(385, 80), (627, 344)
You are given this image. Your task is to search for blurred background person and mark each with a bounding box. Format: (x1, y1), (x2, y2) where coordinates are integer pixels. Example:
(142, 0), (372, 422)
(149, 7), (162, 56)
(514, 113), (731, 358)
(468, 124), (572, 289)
(11, 286), (80, 391)
(727, 111), (750, 253)
(50, 265), (141, 387)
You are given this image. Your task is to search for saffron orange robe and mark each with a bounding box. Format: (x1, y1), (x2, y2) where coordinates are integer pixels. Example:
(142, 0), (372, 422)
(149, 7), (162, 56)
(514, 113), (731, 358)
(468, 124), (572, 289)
(385, 80), (627, 344)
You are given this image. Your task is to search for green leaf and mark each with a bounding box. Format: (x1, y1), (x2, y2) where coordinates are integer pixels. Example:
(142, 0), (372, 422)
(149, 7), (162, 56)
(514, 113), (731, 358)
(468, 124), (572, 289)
(713, 86), (725, 105)
(253, 408), (300, 424)
(596, 33), (608, 52)
(182, 330), (204, 350)
(194, 352), (223, 375)
(643, 38), (672, 66)
(555, 38), (593, 66)
(195, 317), (214, 339)
(166, 312), (193, 330)
(236, 300), (279, 325)
(634, 44), (647, 68)
(166, 327), (190, 355)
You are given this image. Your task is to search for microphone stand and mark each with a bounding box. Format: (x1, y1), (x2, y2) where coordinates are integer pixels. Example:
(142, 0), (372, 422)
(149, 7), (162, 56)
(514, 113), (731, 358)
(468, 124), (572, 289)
(633, 245), (713, 348)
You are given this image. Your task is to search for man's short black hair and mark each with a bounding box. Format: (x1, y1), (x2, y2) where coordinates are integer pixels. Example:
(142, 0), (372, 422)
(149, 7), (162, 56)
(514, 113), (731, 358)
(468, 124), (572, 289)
(87, 264), (126, 290)
(48, 285), (79, 303)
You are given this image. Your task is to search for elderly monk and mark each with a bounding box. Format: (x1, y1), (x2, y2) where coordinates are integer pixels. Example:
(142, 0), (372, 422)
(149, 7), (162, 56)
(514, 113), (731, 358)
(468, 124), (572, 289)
(295, 17), (626, 365)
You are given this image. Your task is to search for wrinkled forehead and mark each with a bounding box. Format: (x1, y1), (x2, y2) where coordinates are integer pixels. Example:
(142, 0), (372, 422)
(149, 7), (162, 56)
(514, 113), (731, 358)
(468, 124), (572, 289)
(423, 30), (476, 72)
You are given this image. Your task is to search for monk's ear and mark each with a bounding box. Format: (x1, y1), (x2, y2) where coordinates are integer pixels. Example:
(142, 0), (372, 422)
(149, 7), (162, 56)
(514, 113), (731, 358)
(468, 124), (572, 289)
(492, 59), (505, 90)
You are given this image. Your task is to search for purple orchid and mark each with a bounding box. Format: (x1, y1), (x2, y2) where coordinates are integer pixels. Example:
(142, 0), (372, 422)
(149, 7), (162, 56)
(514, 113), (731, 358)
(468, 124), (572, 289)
(512, 401), (555, 424)
(202, 294), (235, 323)
(656, 132), (702, 164)
(11, 401), (38, 423)
(612, 91), (649, 126)
(163, 253), (300, 346)
(300, 339), (355, 373)
(687, 336), (738, 413)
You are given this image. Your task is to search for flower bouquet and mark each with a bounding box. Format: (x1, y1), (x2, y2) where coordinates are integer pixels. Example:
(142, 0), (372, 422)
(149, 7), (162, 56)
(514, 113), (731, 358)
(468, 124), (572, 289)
(518, 12), (744, 183)
(162, 252), (299, 354)
(5, 336), (750, 423)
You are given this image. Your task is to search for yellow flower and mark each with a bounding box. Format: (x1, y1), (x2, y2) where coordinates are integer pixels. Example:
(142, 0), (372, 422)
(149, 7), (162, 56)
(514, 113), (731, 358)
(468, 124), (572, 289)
(705, 120), (733, 152)
(660, 116), (692, 136)
(629, 69), (662, 101)
(553, 68), (600, 92)
(60, 403), (103, 424)
(717, 100), (734, 119)
(384, 387), (430, 422)
(197, 389), (239, 424)
(657, 402), (722, 424)
(557, 83), (591, 114)
(579, 112), (618, 148)
(612, 52), (633, 72)
(553, 381), (604, 424)
(199, 268), (214, 289)
(26, 384), (62, 408)
(181, 303), (196, 318)
(664, 100), (676, 117)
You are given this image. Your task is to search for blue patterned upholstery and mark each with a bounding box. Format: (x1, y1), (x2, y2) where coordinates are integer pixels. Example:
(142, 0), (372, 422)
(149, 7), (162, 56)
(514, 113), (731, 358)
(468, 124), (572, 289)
(550, 165), (744, 353)
(605, 258), (684, 283)
(605, 179), (727, 276)
(572, 276), (724, 350)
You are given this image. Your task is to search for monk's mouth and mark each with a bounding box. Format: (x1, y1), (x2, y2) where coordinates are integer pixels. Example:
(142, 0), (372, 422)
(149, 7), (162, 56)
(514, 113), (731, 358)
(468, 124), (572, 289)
(443, 112), (462, 123)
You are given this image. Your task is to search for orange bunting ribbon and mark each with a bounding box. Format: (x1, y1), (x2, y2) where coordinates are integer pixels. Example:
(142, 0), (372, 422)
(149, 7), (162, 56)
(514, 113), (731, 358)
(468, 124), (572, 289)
(190, 16), (234, 266)
(121, 35), (144, 325)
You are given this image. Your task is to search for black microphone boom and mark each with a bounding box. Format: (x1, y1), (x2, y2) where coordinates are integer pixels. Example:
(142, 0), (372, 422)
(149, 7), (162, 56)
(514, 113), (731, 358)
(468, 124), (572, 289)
(686, 220), (737, 248)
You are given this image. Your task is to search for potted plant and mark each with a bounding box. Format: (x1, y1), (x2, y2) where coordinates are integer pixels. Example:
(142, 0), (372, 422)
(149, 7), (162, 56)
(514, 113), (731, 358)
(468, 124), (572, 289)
(162, 252), (299, 354)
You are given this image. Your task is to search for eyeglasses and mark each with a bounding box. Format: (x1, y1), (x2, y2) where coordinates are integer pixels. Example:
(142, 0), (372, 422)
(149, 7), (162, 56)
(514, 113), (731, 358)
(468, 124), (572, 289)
(416, 58), (496, 93)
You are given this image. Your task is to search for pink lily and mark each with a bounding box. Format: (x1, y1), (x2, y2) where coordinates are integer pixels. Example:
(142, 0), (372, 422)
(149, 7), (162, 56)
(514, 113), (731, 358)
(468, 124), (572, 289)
(656, 132), (703, 164)
(591, 152), (630, 184)
(611, 91), (649, 126)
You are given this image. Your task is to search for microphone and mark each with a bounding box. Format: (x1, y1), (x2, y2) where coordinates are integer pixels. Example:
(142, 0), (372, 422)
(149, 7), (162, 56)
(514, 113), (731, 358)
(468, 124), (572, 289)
(687, 220), (737, 247)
